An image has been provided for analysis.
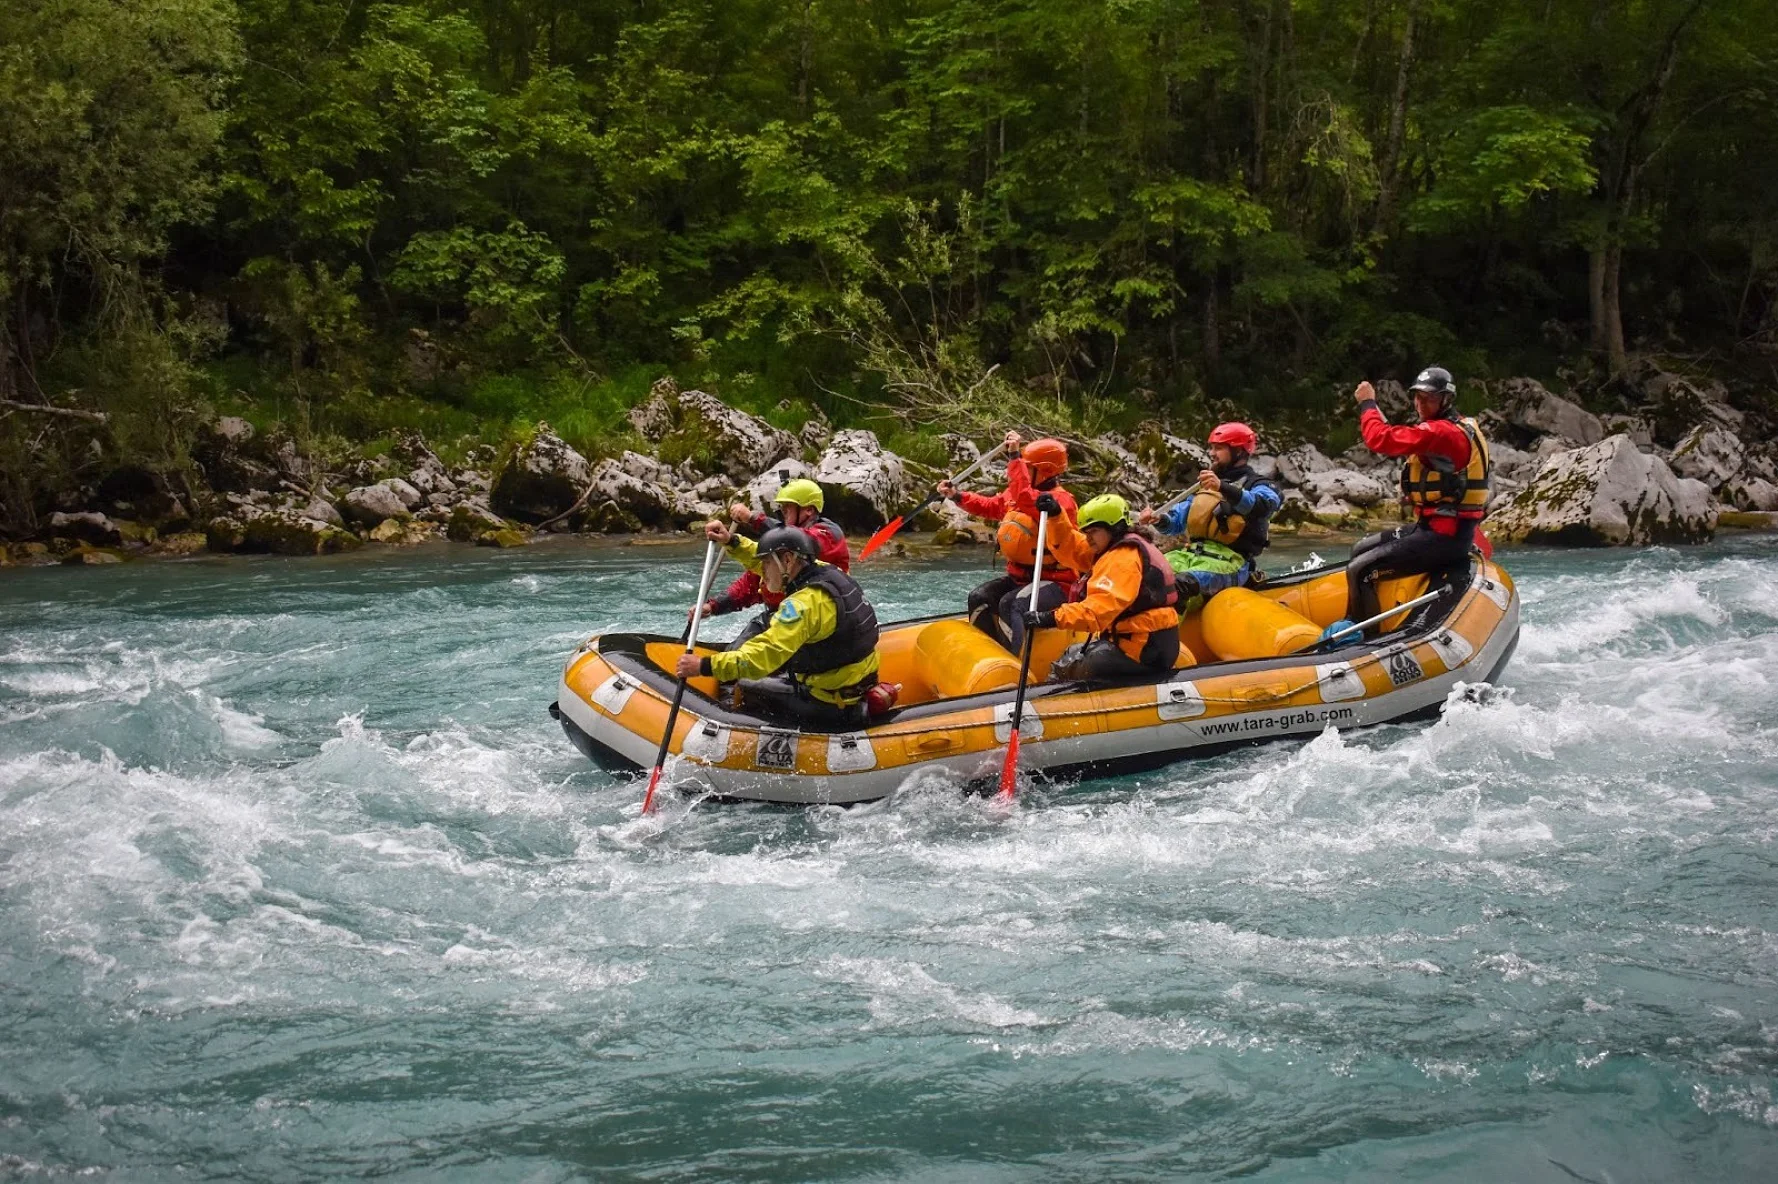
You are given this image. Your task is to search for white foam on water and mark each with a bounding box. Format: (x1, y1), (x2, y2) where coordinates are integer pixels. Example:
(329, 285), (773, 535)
(1519, 570), (1726, 660)
(815, 955), (1048, 1030)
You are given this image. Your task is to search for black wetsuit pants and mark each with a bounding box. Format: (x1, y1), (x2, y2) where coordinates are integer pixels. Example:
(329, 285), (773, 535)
(1345, 519), (1474, 624)
(735, 677), (866, 730)
(1055, 629), (1181, 682)
(969, 574), (1068, 650)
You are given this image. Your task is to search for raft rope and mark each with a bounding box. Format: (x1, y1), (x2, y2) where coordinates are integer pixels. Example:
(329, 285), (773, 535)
(608, 612), (1472, 748)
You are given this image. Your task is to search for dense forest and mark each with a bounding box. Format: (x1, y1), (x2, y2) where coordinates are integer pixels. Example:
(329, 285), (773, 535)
(3, 0), (1777, 528)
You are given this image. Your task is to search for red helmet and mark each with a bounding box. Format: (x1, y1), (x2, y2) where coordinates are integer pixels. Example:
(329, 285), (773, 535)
(1208, 422), (1257, 454)
(1022, 438), (1069, 484)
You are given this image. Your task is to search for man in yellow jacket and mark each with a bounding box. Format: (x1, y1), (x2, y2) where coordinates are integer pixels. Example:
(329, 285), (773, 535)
(1021, 493), (1181, 681)
(675, 520), (886, 727)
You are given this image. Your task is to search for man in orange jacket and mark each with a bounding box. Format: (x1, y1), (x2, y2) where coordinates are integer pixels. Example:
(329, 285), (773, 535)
(938, 430), (1089, 648)
(1022, 493), (1181, 680)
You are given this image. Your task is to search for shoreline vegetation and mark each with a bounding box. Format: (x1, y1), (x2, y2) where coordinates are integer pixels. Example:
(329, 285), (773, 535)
(3, 0), (1776, 566)
(3, 367), (1774, 570)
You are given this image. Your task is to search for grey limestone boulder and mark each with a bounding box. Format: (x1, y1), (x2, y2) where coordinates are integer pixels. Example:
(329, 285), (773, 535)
(1723, 476), (1778, 512)
(48, 511), (124, 548)
(489, 425), (592, 523)
(1669, 425), (1744, 491)
(578, 454), (681, 529)
(1276, 444), (1335, 487)
(1486, 434), (1717, 546)
(737, 458), (815, 515)
(342, 482), (414, 526)
(627, 383), (799, 481)
(1298, 467), (1389, 508)
(813, 429), (909, 531)
(1497, 377), (1605, 446)
(303, 497), (345, 529)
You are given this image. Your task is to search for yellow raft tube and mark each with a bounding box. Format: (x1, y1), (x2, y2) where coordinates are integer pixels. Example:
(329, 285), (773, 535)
(552, 557), (1519, 805)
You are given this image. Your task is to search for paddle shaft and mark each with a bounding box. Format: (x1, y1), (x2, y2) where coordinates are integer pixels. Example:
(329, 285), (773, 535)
(1318, 585), (1449, 647)
(997, 509), (1049, 800)
(1153, 481), (1203, 519)
(859, 440), (1012, 559)
(642, 540), (724, 815)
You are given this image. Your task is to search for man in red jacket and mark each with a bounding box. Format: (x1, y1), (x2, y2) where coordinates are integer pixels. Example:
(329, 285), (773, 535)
(699, 477), (850, 649)
(938, 430), (1090, 648)
(1332, 366), (1492, 643)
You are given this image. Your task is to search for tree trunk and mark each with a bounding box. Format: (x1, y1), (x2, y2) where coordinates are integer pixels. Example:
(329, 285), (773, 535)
(1585, 0), (1706, 376)
(1202, 273), (1222, 375)
(1602, 239), (1627, 374)
(1588, 244), (1608, 355)
(1250, 1), (1274, 193)
(1371, 0), (1419, 238)
(797, 0), (813, 115)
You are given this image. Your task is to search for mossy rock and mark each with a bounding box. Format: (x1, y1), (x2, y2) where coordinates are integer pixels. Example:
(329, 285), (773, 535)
(205, 516), (248, 552)
(369, 518), (437, 546)
(153, 532), (209, 556)
(476, 528), (530, 548)
(447, 503), (510, 542)
(241, 514), (364, 556)
(61, 546), (125, 565)
(579, 503), (643, 534)
(113, 519), (158, 546)
(1716, 510), (1776, 531)
(932, 525), (983, 546)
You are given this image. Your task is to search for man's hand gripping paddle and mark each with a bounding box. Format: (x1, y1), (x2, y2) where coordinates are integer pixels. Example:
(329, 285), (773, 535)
(997, 509), (1049, 801)
(641, 539), (724, 816)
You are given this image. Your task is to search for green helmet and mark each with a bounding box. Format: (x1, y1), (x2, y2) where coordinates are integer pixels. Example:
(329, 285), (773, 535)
(1077, 493), (1130, 530)
(775, 477), (824, 510)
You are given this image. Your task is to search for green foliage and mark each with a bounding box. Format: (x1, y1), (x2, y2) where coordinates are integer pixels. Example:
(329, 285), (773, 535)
(6, 0), (1778, 531)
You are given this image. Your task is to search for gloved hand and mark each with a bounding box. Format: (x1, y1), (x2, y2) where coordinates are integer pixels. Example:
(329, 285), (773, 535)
(1175, 574), (1201, 600)
(1022, 607), (1056, 630)
(1034, 492), (1061, 516)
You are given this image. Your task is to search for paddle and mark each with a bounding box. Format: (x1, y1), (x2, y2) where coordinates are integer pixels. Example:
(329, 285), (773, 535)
(859, 441), (1011, 560)
(1145, 481), (1202, 529)
(997, 508), (1049, 801)
(1309, 584), (1450, 652)
(641, 539), (725, 816)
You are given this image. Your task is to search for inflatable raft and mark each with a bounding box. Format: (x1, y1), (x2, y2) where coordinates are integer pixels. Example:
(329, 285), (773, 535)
(553, 556), (1519, 805)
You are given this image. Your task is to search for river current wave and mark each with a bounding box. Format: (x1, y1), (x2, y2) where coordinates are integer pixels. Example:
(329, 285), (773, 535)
(2, 538), (1776, 1179)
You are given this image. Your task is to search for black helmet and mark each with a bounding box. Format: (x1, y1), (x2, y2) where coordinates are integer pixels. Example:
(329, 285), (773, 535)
(1410, 366), (1456, 398)
(756, 525), (817, 562)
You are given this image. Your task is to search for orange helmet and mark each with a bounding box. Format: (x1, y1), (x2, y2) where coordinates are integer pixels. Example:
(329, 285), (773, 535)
(1022, 438), (1068, 484)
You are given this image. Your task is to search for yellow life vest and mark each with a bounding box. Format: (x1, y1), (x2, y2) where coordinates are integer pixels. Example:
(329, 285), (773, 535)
(1401, 416), (1491, 519)
(1185, 491), (1247, 546)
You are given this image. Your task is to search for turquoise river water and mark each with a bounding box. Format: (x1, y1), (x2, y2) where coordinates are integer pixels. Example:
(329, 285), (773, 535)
(2, 536), (1777, 1181)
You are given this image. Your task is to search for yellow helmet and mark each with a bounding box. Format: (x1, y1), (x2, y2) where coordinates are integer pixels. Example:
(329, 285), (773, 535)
(1077, 493), (1130, 530)
(774, 478), (824, 510)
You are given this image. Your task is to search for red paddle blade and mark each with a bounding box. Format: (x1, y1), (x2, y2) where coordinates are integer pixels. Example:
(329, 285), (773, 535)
(997, 731), (1021, 799)
(858, 515), (906, 561)
(641, 764), (664, 815)
(1476, 527), (1494, 559)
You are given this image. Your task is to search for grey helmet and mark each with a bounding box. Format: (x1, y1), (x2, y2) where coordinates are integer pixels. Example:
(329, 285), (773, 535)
(756, 525), (817, 562)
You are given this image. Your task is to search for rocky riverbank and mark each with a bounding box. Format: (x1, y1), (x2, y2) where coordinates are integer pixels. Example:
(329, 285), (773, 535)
(4, 368), (1774, 568)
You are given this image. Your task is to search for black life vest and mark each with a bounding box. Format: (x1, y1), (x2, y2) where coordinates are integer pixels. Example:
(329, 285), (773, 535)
(784, 563), (879, 676)
(1400, 415), (1491, 520)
